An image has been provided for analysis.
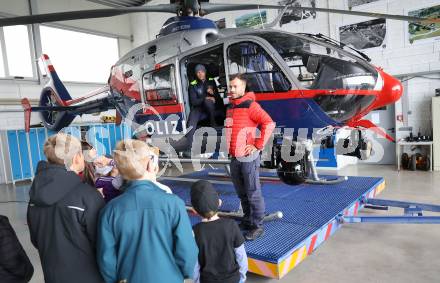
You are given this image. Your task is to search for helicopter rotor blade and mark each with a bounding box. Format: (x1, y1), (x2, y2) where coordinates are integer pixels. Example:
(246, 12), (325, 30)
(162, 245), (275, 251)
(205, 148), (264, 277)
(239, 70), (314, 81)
(201, 3), (439, 24)
(0, 5), (177, 27)
(297, 6), (440, 24)
(0, 3), (437, 27)
(200, 3), (283, 15)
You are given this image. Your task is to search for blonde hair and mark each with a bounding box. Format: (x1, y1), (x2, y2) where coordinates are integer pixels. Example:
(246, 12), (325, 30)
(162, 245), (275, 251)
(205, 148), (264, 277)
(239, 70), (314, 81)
(113, 139), (158, 180)
(43, 133), (82, 168)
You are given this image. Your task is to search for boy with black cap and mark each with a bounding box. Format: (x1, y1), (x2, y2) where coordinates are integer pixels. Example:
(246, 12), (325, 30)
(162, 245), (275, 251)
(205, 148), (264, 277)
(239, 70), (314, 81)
(191, 180), (248, 283)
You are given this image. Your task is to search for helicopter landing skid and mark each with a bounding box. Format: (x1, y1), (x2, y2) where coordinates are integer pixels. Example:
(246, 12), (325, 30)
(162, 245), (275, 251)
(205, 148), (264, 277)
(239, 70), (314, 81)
(205, 155), (348, 185)
(305, 176), (348, 185)
(186, 205), (283, 223)
(303, 140), (348, 185)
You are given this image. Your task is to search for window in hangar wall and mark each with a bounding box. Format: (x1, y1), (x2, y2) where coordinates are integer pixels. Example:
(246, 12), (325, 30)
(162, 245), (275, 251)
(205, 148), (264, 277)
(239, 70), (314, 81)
(40, 25), (119, 83)
(0, 42), (5, 77)
(2, 25), (34, 78)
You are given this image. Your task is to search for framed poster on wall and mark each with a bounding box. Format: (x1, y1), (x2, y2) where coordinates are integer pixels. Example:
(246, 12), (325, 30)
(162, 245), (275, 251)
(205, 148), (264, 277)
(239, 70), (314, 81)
(277, 0), (316, 26)
(347, 0), (381, 9)
(339, 18), (387, 50)
(235, 11), (267, 28)
(407, 4), (440, 44)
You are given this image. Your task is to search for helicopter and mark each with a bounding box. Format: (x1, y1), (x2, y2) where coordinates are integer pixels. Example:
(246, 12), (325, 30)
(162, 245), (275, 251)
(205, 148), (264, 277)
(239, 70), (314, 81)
(3, 0), (438, 185)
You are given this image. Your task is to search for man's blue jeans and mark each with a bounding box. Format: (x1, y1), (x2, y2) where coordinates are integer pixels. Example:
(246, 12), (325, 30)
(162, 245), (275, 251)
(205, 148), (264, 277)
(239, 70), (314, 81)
(230, 154), (265, 229)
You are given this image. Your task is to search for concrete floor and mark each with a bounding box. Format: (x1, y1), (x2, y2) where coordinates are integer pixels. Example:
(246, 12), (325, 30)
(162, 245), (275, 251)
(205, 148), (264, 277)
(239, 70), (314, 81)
(1, 164), (440, 283)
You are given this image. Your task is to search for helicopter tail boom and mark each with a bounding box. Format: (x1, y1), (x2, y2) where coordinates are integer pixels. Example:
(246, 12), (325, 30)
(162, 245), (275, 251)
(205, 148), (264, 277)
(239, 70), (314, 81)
(21, 95), (116, 133)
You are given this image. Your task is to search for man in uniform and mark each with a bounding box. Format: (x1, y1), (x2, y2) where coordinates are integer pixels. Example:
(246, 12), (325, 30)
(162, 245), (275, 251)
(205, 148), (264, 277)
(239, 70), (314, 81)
(188, 64), (222, 128)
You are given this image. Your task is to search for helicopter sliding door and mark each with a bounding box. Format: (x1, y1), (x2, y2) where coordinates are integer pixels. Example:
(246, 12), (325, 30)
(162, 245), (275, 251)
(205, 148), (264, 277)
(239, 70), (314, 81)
(180, 44), (227, 128)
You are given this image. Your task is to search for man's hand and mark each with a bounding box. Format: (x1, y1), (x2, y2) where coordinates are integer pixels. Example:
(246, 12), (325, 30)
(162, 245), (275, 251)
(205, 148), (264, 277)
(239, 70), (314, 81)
(205, 96), (215, 103)
(244, 145), (258, 156)
(207, 87), (214, 96)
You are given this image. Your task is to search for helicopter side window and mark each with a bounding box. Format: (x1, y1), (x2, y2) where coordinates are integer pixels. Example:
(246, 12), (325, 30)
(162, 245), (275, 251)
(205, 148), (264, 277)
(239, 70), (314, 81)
(142, 65), (177, 106)
(226, 42), (291, 93)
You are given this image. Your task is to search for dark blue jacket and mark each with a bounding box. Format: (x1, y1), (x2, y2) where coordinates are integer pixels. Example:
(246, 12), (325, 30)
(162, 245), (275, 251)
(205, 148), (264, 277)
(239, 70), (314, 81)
(97, 180), (198, 283)
(28, 161), (105, 283)
(189, 78), (222, 107)
(0, 215), (34, 283)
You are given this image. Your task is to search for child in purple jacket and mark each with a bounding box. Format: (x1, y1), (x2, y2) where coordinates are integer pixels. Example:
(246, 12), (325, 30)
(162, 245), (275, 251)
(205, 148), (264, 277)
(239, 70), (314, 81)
(95, 163), (121, 203)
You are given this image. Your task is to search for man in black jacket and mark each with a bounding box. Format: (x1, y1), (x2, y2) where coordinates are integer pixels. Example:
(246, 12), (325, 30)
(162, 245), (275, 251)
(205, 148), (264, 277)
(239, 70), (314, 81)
(0, 215), (34, 283)
(27, 133), (105, 283)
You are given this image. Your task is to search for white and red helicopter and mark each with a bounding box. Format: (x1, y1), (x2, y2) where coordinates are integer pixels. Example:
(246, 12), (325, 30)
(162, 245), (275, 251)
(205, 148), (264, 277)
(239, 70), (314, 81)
(2, 0), (438, 184)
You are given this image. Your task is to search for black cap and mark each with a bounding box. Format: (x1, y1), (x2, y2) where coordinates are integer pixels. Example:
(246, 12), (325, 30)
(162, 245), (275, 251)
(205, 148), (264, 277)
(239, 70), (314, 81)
(190, 180), (219, 216)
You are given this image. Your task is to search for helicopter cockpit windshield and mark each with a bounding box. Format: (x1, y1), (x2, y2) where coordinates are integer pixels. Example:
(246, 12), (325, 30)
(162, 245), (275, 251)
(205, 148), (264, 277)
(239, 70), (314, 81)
(256, 31), (380, 123)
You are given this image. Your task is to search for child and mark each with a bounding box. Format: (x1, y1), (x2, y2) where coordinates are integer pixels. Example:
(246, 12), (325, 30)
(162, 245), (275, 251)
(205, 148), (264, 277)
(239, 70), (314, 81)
(97, 139), (197, 283)
(191, 180), (248, 283)
(28, 133), (104, 283)
(80, 140), (97, 186)
(94, 148), (173, 195)
(95, 162), (122, 203)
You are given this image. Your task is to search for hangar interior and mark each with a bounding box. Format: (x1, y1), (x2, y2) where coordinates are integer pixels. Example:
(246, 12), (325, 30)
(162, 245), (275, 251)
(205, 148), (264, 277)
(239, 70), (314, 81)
(0, 0), (439, 282)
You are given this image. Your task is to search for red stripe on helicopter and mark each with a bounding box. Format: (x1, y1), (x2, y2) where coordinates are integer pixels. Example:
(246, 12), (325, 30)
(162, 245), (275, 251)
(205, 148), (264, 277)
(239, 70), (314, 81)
(254, 89), (380, 101)
(143, 104), (183, 115)
(64, 86), (110, 106)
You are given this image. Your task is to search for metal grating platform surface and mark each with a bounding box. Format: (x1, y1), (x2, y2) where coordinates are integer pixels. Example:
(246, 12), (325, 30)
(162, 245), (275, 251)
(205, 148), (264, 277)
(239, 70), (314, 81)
(159, 169), (385, 279)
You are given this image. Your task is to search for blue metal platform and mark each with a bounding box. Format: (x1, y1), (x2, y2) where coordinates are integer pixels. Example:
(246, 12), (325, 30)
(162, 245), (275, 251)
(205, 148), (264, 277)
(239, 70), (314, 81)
(159, 169), (386, 279)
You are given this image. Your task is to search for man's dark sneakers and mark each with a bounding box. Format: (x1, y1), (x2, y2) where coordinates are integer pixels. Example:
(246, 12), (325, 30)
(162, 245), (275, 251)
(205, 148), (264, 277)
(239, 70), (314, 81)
(245, 227), (264, 241)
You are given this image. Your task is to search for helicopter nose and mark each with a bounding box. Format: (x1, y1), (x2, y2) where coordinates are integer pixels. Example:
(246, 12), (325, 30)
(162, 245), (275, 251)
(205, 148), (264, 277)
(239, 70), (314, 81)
(373, 69), (403, 110)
